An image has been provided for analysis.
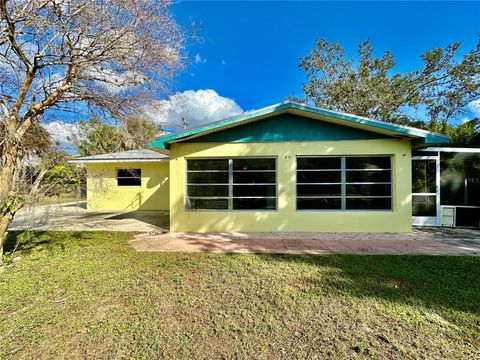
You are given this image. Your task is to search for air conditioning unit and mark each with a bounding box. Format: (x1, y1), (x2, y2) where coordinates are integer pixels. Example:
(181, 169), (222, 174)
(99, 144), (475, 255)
(441, 206), (456, 227)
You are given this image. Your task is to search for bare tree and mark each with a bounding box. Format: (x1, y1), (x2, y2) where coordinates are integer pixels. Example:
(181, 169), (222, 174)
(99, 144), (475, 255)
(0, 0), (185, 260)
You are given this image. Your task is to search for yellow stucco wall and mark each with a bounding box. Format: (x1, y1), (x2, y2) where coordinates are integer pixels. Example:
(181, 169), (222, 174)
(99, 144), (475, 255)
(169, 140), (412, 232)
(86, 161), (169, 211)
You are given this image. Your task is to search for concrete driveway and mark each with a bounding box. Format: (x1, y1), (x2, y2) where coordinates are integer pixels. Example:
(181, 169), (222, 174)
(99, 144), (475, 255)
(10, 201), (169, 233)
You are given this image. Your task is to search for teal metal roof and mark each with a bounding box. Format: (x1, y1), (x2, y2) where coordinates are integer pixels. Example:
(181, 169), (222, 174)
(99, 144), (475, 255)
(146, 101), (450, 150)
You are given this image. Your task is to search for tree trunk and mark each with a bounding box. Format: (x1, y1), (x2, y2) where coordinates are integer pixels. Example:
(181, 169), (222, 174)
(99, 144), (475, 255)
(0, 137), (20, 263)
(0, 212), (14, 265)
(31, 168), (48, 193)
(0, 136), (18, 195)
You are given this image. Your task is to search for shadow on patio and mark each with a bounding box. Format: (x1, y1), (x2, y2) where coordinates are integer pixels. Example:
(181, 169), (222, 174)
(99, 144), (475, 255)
(106, 210), (169, 231)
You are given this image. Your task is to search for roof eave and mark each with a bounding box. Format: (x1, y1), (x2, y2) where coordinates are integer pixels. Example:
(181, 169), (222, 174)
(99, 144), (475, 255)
(419, 146), (480, 153)
(145, 102), (291, 149)
(145, 101), (451, 148)
(68, 158), (169, 164)
(411, 135), (451, 149)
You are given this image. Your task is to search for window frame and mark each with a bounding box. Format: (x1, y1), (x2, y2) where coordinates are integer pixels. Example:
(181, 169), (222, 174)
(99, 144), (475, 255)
(296, 155), (393, 212)
(116, 168), (142, 187)
(185, 157), (278, 212)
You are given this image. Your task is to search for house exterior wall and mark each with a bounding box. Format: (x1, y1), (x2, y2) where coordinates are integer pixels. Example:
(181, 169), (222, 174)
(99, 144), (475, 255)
(86, 162), (169, 211)
(169, 139), (412, 232)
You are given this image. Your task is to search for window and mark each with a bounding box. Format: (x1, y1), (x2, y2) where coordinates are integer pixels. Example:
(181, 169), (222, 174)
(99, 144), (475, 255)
(117, 168), (141, 186)
(297, 156), (392, 210)
(186, 158), (276, 210)
(186, 159), (229, 210)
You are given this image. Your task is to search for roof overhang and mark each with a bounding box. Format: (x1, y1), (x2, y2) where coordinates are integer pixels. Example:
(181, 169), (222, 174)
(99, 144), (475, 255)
(69, 158), (169, 164)
(69, 149), (170, 164)
(417, 147), (480, 153)
(145, 101), (450, 150)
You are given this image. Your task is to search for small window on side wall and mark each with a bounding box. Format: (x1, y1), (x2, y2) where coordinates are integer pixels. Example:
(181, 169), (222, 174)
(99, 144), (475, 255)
(117, 168), (141, 186)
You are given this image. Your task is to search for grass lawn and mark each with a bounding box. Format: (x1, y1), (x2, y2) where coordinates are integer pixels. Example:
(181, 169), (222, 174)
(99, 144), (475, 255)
(37, 193), (83, 205)
(0, 231), (479, 359)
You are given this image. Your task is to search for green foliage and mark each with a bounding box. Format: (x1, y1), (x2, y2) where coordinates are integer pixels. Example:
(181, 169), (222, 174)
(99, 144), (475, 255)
(300, 37), (480, 128)
(0, 195), (24, 215)
(76, 118), (124, 157)
(74, 117), (160, 156)
(43, 165), (83, 194)
(122, 116), (161, 149)
(448, 119), (480, 146)
(424, 118), (480, 146)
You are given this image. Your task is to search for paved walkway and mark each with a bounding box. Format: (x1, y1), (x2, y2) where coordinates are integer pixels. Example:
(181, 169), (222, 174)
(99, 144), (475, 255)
(10, 201), (169, 232)
(130, 228), (480, 255)
(10, 202), (480, 255)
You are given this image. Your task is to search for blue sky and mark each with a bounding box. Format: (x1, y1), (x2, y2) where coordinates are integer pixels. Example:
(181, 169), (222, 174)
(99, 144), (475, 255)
(44, 1), (480, 148)
(170, 1), (480, 118)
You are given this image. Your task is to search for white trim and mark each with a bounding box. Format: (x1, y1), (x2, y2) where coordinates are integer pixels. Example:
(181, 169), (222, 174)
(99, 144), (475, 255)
(418, 147), (480, 153)
(411, 156), (441, 226)
(448, 205), (480, 209)
(412, 155), (438, 160)
(412, 216), (440, 226)
(436, 155), (441, 223)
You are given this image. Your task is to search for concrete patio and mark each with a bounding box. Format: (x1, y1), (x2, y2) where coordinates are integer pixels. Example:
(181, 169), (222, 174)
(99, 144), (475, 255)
(10, 201), (169, 232)
(10, 201), (480, 255)
(130, 228), (480, 255)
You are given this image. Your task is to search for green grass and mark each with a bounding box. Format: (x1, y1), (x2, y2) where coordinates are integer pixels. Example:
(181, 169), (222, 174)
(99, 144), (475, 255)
(38, 193), (83, 205)
(0, 231), (479, 359)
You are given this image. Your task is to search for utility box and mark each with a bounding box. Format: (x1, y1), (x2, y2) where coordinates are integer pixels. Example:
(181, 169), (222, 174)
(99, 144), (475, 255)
(441, 206), (456, 227)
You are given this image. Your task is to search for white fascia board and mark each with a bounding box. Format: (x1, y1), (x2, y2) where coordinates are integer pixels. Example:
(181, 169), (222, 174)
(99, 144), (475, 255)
(419, 147), (480, 153)
(68, 159), (169, 164)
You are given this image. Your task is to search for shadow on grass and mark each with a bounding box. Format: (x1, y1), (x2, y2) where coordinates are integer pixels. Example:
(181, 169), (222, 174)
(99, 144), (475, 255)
(4, 230), (95, 255)
(4, 231), (479, 320)
(234, 253), (480, 316)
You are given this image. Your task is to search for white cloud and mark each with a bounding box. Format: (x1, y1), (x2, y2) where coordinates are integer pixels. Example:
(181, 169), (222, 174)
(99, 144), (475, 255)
(42, 121), (82, 145)
(194, 53), (207, 64)
(146, 89), (243, 130)
(467, 99), (480, 117)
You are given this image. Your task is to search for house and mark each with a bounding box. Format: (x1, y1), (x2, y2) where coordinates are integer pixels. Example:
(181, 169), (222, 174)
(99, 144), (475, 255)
(73, 149), (170, 211)
(72, 101), (475, 233)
